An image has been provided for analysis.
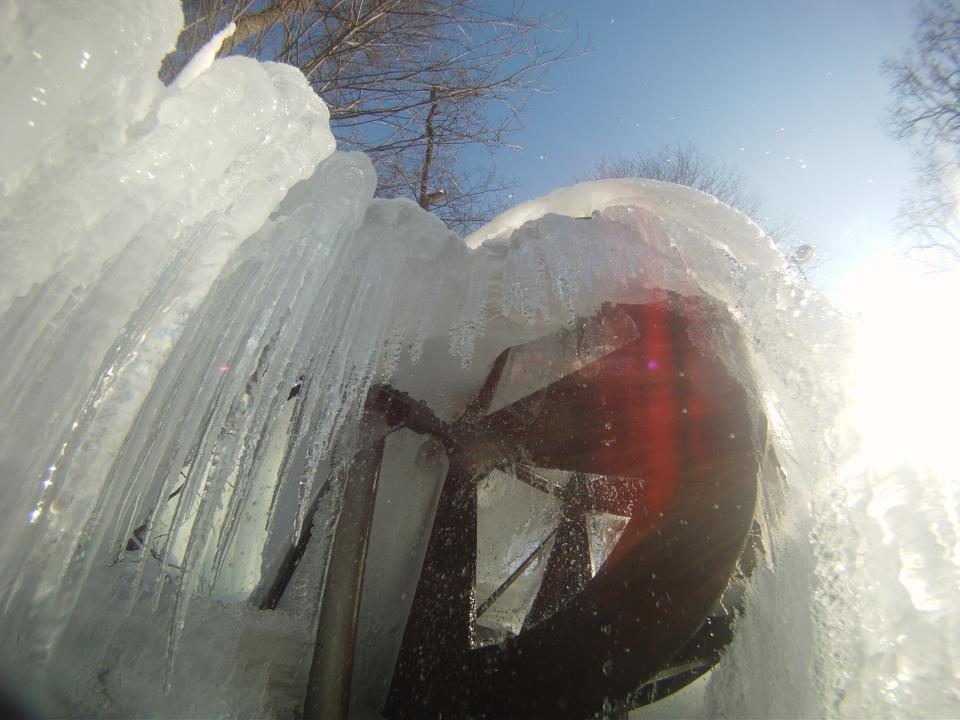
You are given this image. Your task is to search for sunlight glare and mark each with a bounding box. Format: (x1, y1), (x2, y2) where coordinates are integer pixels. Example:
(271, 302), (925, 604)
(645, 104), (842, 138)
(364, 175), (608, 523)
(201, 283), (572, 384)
(836, 251), (960, 478)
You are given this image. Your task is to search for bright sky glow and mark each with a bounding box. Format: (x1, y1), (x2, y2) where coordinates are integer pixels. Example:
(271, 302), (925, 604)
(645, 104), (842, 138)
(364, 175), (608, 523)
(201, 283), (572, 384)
(836, 251), (960, 478)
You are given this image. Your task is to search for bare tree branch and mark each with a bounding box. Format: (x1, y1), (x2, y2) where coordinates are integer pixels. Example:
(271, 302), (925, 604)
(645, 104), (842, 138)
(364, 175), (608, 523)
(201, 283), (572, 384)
(163, 0), (587, 233)
(580, 143), (795, 248)
(418, 85), (440, 208)
(218, 0), (307, 54)
(884, 0), (960, 267)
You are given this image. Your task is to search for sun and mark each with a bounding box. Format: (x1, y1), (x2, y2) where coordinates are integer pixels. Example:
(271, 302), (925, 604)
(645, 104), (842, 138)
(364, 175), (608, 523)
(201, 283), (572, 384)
(835, 251), (960, 478)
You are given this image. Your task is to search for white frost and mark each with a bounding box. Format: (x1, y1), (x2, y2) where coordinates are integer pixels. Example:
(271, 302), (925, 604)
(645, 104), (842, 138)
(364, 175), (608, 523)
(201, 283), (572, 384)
(174, 21), (236, 89)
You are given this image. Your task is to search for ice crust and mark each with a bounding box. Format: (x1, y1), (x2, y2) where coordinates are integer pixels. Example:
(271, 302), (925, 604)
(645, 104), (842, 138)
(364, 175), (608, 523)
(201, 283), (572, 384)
(0, 2), (957, 718)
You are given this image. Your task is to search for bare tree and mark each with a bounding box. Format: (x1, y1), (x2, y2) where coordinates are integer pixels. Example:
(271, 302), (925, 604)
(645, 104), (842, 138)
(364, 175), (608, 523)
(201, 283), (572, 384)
(581, 143), (799, 250)
(884, 0), (960, 266)
(162, 0), (581, 234)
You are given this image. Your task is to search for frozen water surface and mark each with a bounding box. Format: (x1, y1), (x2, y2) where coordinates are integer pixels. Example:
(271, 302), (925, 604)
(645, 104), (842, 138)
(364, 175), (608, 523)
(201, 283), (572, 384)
(0, 2), (957, 718)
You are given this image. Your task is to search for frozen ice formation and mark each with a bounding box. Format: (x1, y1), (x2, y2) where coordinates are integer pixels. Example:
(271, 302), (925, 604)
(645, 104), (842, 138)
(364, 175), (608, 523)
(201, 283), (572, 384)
(0, 2), (956, 719)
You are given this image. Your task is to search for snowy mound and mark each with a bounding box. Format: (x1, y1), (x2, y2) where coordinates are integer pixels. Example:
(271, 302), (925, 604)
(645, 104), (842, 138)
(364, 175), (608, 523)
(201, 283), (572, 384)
(0, 2), (956, 719)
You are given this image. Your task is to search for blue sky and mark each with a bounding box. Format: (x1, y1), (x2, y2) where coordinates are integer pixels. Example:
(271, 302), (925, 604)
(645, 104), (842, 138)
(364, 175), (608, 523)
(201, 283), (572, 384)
(486, 0), (920, 289)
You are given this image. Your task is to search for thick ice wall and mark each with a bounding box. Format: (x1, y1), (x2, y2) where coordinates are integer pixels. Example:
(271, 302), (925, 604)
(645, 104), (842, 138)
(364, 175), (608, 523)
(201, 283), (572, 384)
(0, 1), (182, 197)
(30, 151), (379, 717)
(0, 0), (337, 670)
(0, 43), (334, 311)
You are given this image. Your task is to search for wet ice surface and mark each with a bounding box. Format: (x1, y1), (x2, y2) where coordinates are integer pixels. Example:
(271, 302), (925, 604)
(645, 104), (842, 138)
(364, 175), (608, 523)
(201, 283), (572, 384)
(0, 1), (958, 718)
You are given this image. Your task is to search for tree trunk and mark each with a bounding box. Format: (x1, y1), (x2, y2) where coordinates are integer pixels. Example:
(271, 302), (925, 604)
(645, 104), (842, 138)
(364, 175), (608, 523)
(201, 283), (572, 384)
(219, 0), (305, 56)
(418, 86), (440, 209)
